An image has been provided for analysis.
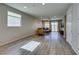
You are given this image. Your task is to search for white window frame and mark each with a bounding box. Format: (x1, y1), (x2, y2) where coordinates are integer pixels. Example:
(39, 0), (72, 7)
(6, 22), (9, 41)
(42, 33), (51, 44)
(7, 11), (21, 27)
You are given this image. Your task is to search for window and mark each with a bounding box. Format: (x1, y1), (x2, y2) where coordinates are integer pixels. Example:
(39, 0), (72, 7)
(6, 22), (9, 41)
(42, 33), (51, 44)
(7, 11), (21, 27)
(44, 22), (50, 28)
(51, 22), (58, 31)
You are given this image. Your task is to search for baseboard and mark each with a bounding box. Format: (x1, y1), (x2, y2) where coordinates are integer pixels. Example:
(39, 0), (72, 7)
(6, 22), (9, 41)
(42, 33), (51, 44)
(0, 32), (35, 47)
(66, 41), (77, 55)
(71, 45), (79, 55)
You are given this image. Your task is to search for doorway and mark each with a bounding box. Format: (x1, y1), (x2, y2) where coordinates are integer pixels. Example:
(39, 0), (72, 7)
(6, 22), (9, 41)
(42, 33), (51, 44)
(51, 21), (58, 32)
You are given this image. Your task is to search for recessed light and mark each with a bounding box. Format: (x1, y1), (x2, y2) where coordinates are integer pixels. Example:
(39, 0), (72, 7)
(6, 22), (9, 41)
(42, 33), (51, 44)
(24, 6), (27, 8)
(42, 3), (45, 5)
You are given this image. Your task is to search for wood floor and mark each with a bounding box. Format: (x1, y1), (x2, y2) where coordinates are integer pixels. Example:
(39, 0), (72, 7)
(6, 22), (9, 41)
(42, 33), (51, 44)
(0, 32), (76, 55)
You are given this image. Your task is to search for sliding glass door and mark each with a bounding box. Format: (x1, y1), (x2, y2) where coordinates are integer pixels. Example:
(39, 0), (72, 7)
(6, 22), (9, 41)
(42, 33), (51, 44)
(51, 22), (58, 31)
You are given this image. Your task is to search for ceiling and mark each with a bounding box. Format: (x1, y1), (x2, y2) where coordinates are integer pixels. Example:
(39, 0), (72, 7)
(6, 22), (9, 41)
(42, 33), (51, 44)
(5, 3), (71, 18)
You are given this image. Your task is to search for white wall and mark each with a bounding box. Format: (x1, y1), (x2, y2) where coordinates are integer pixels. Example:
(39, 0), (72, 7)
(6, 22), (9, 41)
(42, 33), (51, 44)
(66, 5), (72, 46)
(0, 4), (42, 46)
(66, 4), (79, 54)
(33, 19), (42, 29)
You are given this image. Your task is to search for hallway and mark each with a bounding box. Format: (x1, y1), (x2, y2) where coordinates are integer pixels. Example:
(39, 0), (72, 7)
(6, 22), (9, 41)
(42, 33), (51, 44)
(0, 32), (76, 55)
